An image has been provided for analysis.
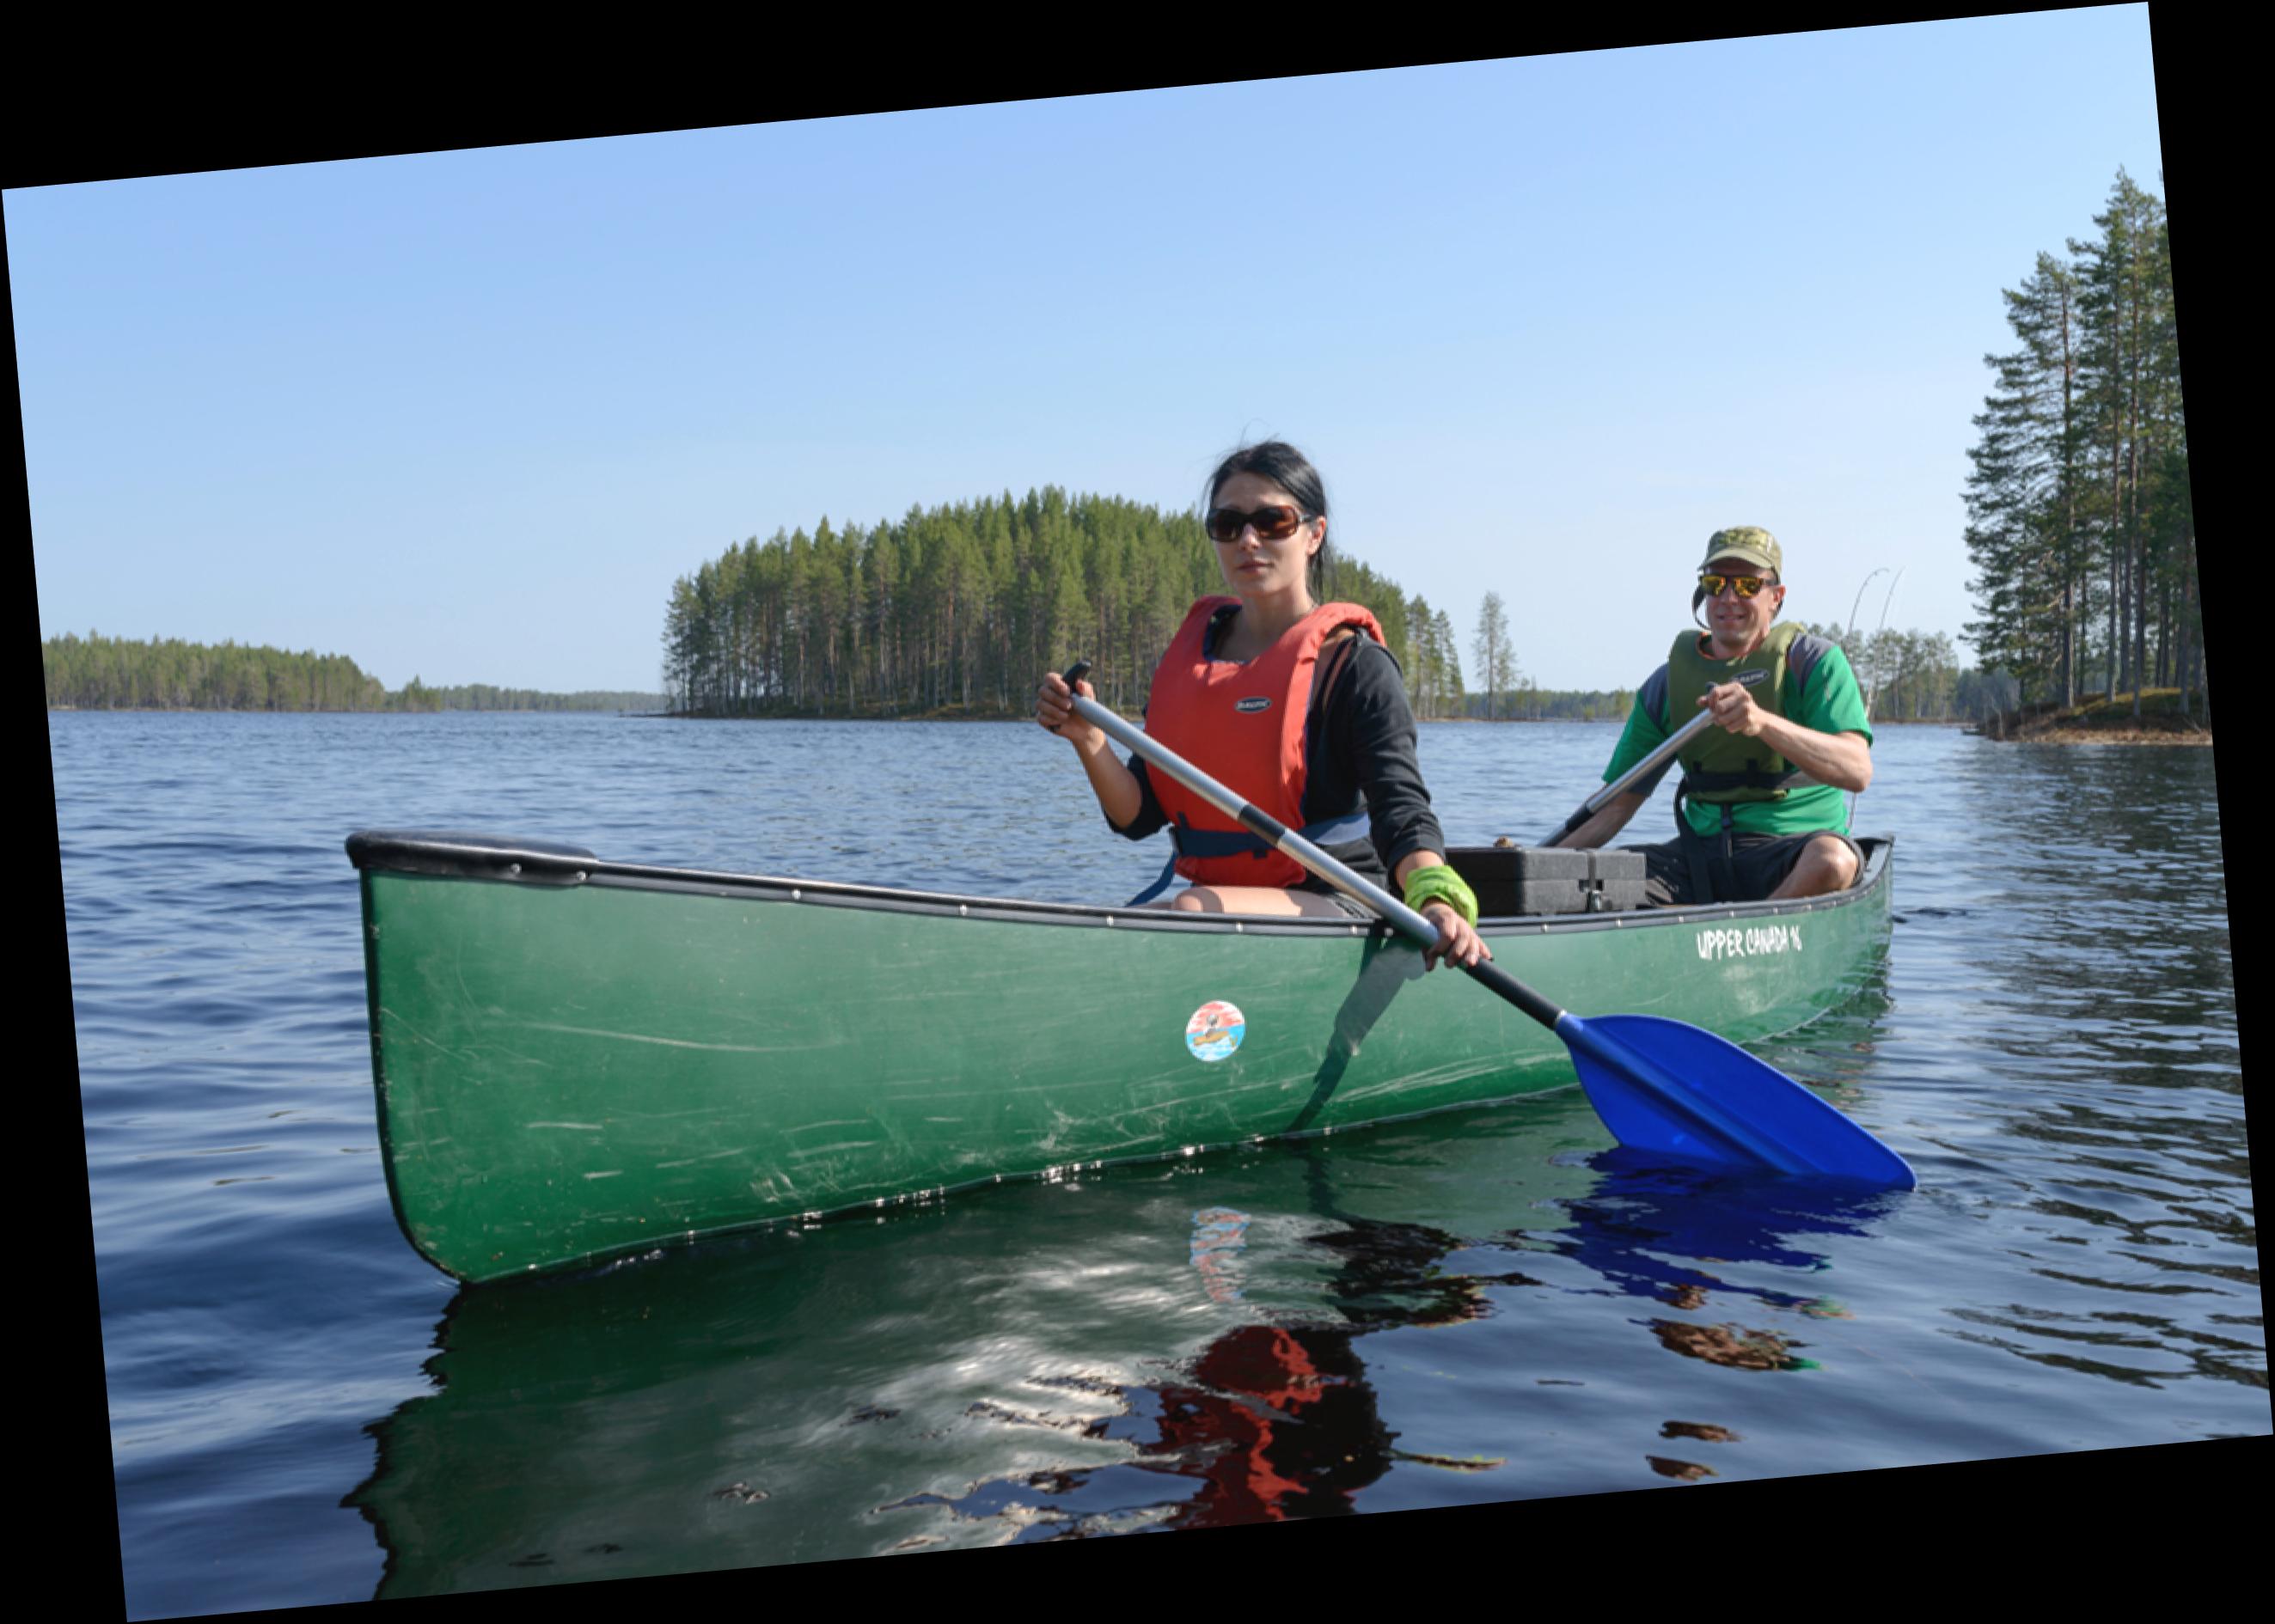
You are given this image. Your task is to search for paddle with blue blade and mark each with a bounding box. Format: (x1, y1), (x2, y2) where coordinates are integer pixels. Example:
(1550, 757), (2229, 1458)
(1058, 660), (1915, 1190)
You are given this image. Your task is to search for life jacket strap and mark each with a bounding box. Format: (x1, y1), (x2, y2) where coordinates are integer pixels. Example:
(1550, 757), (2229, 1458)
(1679, 765), (1810, 799)
(1126, 849), (1181, 907)
(1673, 783), (1729, 905)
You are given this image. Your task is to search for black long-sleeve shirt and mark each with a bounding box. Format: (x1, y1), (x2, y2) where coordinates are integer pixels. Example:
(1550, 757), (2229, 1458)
(1112, 606), (1446, 889)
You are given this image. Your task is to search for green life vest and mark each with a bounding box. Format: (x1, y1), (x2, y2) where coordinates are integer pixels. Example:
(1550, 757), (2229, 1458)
(1666, 621), (1810, 804)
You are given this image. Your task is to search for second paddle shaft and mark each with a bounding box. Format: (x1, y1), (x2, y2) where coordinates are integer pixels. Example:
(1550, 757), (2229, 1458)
(1544, 708), (1715, 846)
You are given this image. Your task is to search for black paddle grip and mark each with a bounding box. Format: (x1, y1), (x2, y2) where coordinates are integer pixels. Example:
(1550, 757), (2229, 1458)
(1462, 956), (1567, 1031)
(1063, 659), (1092, 693)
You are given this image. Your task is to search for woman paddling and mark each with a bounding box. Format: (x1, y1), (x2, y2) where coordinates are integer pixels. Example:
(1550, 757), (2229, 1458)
(1035, 441), (1488, 972)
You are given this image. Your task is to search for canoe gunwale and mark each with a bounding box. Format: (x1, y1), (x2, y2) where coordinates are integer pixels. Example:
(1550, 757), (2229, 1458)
(347, 828), (1893, 937)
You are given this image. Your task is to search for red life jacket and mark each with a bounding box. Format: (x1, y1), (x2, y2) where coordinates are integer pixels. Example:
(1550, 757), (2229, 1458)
(1145, 596), (1386, 889)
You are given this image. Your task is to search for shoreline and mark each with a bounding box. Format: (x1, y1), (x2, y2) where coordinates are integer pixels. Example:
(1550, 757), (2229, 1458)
(1970, 727), (2214, 747)
(1970, 687), (2211, 747)
(50, 705), (2023, 730)
(650, 711), (1623, 724)
(46, 705), (664, 717)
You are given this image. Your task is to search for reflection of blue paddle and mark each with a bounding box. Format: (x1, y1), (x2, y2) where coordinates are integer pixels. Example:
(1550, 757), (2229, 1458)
(1061, 662), (1915, 1191)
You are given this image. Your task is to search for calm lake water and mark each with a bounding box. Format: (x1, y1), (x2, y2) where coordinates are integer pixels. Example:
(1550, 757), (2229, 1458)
(61, 711), (2255, 1615)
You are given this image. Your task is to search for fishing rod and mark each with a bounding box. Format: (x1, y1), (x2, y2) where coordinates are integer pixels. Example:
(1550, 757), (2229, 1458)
(1854, 567), (1902, 824)
(1862, 567), (1904, 719)
(1845, 568), (1887, 656)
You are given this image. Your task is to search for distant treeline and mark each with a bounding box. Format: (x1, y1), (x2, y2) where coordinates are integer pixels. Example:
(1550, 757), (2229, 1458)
(661, 487), (1473, 719)
(1463, 688), (1636, 723)
(40, 633), (661, 712)
(1473, 627), (2003, 725)
(1792, 622), (2014, 723)
(423, 683), (668, 712)
(658, 482), (2029, 729)
(45, 633), (409, 711)
(1963, 169), (2199, 721)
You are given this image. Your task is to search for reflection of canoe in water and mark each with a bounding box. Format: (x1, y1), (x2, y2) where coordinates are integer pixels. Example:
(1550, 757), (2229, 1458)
(346, 829), (1894, 1283)
(346, 1105), (1610, 1590)
(345, 1108), (1899, 1588)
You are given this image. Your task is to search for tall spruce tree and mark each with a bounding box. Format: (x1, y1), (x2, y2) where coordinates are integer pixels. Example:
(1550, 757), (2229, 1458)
(2070, 168), (2168, 710)
(1963, 252), (2088, 703)
(1434, 608), (1465, 716)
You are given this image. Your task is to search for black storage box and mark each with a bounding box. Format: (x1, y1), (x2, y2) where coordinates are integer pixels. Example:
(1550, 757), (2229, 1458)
(1446, 846), (1648, 917)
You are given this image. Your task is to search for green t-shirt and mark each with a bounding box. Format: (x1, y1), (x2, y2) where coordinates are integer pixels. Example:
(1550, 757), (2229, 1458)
(1604, 635), (1873, 838)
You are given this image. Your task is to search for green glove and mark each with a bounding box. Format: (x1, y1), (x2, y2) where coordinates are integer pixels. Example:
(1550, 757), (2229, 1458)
(1402, 863), (1479, 928)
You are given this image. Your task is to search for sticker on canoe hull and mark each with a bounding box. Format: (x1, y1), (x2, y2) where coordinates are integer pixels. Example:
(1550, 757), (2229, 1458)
(1186, 1000), (1246, 1062)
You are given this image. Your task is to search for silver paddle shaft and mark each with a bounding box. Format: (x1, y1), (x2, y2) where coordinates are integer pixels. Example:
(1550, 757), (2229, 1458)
(1544, 709), (1716, 845)
(1067, 692), (1442, 946)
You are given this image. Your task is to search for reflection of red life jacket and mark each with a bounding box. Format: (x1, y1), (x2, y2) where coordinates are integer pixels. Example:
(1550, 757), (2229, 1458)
(1147, 597), (1386, 889)
(1147, 1326), (1330, 1523)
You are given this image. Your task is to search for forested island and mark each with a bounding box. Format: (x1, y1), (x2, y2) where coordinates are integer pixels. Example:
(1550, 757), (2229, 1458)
(41, 633), (663, 713)
(659, 488), (1475, 720)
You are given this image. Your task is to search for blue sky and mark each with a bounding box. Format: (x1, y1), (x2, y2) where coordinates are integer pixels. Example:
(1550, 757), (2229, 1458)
(13, 9), (2166, 695)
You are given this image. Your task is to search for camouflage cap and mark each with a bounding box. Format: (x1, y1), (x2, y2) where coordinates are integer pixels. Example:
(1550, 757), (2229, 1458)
(1700, 526), (1781, 577)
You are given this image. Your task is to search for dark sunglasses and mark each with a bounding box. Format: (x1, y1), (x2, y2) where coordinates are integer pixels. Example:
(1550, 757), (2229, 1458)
(1699, 572), (1777, 600)
(1206, 504), (1312, 544)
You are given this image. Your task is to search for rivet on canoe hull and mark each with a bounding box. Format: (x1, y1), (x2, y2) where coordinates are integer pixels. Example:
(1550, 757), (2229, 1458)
(792, 888), (802, 901)
(508, 863), (521, 876)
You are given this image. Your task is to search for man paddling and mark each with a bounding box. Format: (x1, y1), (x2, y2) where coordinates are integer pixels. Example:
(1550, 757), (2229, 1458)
(1552, 528), (1872, 906)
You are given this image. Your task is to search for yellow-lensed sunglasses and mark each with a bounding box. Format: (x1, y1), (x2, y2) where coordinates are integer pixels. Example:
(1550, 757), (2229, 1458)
(1698, 572), (1776, 600)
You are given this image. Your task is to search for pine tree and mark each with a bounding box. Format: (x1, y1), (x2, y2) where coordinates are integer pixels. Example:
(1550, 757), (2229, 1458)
(2070, 168), (2166, 709)
(1962, 253), (2088, 703)
(1472, 592), (1514, 721)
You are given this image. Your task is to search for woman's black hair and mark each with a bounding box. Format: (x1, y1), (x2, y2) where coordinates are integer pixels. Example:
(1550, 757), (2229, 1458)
(1205, 440), (1334, 597)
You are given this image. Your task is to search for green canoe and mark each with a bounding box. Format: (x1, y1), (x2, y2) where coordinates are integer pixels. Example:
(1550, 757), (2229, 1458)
(347, 830), (1894, 1284)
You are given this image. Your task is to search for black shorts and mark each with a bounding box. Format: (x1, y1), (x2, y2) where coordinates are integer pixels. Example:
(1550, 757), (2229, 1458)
(1294, 878), (1384, 919)
(1623, 829), (1863, 907)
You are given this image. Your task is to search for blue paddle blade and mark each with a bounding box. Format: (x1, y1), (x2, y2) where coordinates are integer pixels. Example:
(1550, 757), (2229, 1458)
(1557, 1012), (1916, 1190)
